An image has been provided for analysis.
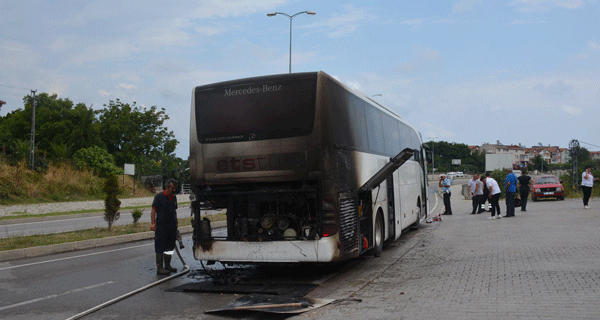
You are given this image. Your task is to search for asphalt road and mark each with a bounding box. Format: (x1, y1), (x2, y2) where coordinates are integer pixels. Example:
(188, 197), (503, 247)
(0, 207), (226, 238)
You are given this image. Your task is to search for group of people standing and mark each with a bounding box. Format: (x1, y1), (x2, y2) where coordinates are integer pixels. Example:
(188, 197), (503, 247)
(467, 169), (532, 220)
(441, 166), (598, 220)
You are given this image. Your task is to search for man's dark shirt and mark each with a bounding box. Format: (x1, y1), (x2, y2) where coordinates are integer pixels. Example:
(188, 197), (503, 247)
(152, 191), (178, 226)
(517, 175), (532, 192)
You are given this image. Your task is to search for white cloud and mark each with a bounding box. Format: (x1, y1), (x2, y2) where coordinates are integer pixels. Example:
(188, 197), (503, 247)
(562, 105), (582, 115)
(533, 80), (573, 97)
(347, 81), (360, 90)
(195, 25), (226, 37)
(511, 0), (587, 12)
(98, 89), (110, 96)
(402, 19), (423, 26)
(309, 4), (373, 38)
(421, 123), (456, 142)
(401, 19), (423, 31)
(396, 45), (445, 73)
(118, 83), (136, 90)
(72, 39), (142, 65)
(452, 0), (483, 13)
(508, 19), (543, 25)
(0, 41), (41, 69)
(589, 41), (600, 50)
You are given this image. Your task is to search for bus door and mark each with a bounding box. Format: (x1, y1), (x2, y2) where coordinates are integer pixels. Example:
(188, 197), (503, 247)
(386, 175), (395, 239)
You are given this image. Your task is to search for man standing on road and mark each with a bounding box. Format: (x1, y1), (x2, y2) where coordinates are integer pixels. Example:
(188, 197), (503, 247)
(482, 173), (501, 220)
(151, 178), (179, 275)
(504, 168), (518, 217)
(439, 174), (453, 215)
(469, 174), (481, 214)
(517, 169), (532, 211)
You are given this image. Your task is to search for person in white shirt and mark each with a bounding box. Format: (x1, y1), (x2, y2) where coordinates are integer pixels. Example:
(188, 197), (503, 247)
(468, 174), (481, 215)
(581, 166), (598, 209)
(481, 173), (502, 219)
(475, 177), (484, 214)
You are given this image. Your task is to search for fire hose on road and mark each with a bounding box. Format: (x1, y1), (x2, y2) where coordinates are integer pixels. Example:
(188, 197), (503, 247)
(65, 245), (190, 320)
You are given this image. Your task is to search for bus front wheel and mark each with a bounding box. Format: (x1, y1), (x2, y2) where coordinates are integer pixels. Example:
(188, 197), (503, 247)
(374, 210), (384, 257)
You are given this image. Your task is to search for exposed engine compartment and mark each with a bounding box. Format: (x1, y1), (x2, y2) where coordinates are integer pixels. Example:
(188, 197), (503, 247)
(192, 181), (322, 241)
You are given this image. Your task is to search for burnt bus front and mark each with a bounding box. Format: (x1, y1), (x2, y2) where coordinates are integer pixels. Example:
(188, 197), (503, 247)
(189, 72), (348, 263)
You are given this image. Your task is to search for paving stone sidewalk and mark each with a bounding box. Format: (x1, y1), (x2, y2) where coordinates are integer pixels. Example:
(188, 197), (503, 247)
(295, 186), (600, 320)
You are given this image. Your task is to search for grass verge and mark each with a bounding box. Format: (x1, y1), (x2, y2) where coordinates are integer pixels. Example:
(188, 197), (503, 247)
(0, 212), (226, 252)
(0, 202), (192, 222)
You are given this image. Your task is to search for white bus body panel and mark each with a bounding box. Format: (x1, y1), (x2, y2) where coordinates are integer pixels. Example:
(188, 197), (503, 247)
(352, 150), (423, 243)
(194, 235), (340, 263)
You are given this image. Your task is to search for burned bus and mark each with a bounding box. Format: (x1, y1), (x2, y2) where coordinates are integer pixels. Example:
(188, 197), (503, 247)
(189, 71), (428, 264)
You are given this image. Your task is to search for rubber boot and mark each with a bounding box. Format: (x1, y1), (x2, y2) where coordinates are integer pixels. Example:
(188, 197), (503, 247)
(156, 253), (170, 275)
(163, 254), (177, 273)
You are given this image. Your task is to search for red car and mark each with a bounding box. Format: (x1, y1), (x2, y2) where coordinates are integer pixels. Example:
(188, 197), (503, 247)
(531, 175), (565, 201)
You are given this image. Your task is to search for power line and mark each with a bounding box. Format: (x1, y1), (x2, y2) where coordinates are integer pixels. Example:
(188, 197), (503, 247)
(579, 141), (600, 150)
(0, 91), (24, 96)
(0, 83), (30, 91)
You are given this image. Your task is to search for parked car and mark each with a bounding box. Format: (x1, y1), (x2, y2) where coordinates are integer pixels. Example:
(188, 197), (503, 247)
(531, 175), (564, 201)
(456, 171), (464, 177)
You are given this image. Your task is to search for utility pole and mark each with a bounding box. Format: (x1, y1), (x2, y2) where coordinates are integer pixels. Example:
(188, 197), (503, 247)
(29, 90), (36, 170)
(570, 139), (580, 191)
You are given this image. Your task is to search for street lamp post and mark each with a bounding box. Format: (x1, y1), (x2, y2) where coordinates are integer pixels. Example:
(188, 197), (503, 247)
(267, 11), (316, 73)
(429, 136), (438, 175)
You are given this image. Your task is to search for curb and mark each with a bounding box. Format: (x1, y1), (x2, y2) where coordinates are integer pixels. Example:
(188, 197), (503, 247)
(0, 221), (226, 263)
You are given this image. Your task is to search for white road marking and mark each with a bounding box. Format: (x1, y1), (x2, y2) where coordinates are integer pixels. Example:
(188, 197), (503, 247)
(0, 243), (152, 271)
(0, 281), (115, 311)
(0, 234), (199, 272)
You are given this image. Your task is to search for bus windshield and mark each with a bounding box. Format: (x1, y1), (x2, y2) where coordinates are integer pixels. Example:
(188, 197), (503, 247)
(194, 74), (317, 143)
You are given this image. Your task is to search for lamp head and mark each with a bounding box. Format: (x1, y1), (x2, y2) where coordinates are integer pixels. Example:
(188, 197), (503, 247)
(267, 12), (277, 17)
(306, 11), (316, 15)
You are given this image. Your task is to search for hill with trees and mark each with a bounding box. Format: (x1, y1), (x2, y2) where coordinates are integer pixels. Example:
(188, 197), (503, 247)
(0, 93), (187, 204)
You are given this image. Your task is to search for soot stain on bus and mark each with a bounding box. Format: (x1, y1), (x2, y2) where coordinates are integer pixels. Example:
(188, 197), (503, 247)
(189, 71), (427, 264)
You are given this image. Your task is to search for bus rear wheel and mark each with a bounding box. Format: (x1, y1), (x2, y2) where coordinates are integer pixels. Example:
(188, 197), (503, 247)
(374, 210), (384, 257)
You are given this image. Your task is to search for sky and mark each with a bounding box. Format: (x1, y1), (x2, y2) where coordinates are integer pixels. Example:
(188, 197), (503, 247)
(1, 0), (600, 159)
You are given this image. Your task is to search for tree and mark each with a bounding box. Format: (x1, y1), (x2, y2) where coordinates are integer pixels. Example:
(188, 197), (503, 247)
(576, 147), (590, 164)
(426, 140), (484, 173)
(0, 93), (101, 161)
(73, 146), (120, 177)
(103, 174), (121, 231)
(533, 154), (545, 172)
(96, 99), (178, 171)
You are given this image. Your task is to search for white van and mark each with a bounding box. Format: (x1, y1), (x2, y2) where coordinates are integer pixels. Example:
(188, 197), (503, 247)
(456, 172), (464, 177)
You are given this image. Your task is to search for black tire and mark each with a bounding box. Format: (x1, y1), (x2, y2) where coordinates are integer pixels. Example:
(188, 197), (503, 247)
(374, 210), (384, 257)
(532, 195), (537, 202)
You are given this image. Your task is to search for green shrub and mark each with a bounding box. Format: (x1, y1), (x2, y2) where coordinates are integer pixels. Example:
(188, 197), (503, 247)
(73, 146), (120, 177)
(103, 174), (121, 231)
(131, 208), (143, 225)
